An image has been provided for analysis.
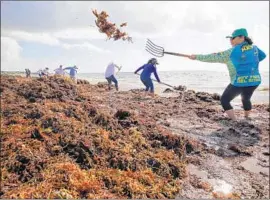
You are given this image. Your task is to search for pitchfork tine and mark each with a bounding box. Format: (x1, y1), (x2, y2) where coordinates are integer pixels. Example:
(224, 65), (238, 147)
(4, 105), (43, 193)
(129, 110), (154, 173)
(146, 42), (163, 52)
(145, 47), (157, 56)
(145, 38), (165, 57)
(147, 39), (164, 50)
(145, 48), (162, 57)
(145, 44), (163, 55)
(147, 40), (163, 51)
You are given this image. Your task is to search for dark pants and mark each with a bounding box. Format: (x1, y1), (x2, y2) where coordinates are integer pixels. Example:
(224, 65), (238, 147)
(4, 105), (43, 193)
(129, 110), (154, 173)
(221, 84), (258, 111)
(39, 72), (46, 78)
(106, 75), (118, 90)
(141, 77), (154, 93)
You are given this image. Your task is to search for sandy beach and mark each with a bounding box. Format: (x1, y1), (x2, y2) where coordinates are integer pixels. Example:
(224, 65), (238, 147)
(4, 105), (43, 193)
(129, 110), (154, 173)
(0, 75), (269, 199)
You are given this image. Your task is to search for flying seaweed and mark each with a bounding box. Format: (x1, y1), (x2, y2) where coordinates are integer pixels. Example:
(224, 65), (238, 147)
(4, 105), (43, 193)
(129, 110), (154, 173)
(92, 9), (133, 43)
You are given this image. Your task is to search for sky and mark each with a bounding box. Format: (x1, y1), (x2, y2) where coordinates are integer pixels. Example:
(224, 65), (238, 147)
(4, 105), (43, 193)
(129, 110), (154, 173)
(1, 1), (269, 73)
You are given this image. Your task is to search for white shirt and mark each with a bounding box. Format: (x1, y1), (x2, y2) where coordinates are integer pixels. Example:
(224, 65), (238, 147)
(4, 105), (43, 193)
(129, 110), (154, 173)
(43, 69), (49, 75)
(105, 62), (116, 78)
(54, 68), (65, 75)
(38, 69), (49, 75)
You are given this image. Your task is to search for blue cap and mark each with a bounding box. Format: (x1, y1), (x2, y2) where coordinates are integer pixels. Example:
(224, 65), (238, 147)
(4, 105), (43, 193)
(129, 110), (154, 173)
(226, 28), (248, 38)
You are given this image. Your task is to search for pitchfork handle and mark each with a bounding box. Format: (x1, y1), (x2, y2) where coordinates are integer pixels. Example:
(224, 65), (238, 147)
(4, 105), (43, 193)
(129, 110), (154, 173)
(157, 81), (175, 88)
(135, 73), (175, 88)
(164, 51), (190, 58)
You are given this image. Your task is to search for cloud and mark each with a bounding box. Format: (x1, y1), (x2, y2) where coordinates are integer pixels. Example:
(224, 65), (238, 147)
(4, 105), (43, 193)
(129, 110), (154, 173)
(252, 24), (269, 53)
(52, 27), (105, 40)
(2, 29), (109, 54)
(1, 1), (190, 37)
(1, 1), (59, 32)
(1, 1), (269, 73)
(8, 30), (60, 46)
(1, 36), (22, 71)
(61, 42), (110, 53)
(180, 2), (233, 33)
(251, 24), (269, 71)
(1, 1), (266, 39)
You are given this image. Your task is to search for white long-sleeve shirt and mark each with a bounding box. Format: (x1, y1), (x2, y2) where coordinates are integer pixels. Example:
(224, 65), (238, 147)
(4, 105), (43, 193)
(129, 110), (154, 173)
(105, 62), (119, 78)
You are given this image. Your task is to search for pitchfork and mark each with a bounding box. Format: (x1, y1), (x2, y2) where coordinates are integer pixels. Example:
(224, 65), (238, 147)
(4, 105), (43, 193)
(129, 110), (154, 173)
(145, 39), (190, 58)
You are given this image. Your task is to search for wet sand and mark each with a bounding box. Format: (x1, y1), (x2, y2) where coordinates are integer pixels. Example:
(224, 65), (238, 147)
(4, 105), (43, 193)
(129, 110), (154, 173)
(0, 75), (269, 199)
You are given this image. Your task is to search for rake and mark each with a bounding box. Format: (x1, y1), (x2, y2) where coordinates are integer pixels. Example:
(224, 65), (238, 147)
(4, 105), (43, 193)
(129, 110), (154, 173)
(145, 39), (190, 58)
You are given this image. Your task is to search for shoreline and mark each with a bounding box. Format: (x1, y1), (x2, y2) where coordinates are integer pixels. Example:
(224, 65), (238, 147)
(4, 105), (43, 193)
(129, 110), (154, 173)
(0, 75), (269, 199)
(1, 73), (269, 104)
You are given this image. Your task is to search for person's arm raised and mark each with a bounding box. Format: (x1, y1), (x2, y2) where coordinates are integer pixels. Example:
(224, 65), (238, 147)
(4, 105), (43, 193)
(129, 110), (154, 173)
(190, 48), (233, 64)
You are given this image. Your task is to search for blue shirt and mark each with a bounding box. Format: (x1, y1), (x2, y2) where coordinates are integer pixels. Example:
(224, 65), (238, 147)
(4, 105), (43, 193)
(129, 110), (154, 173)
(64, 67), (77, 77)
(230, 42), (266, 86)
(135, 63), (160, 82)
(196, 42), (266, 87)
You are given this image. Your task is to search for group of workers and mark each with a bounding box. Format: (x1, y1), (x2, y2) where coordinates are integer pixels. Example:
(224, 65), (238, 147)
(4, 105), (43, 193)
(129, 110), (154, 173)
(25, 65), (78, 82)
(105, 28), (266, 121)
(24, 28), (266, 121)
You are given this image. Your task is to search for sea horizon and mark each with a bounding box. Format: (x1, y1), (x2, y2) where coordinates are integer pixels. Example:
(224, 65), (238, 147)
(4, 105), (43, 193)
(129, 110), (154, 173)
(2, 70), (269, 104)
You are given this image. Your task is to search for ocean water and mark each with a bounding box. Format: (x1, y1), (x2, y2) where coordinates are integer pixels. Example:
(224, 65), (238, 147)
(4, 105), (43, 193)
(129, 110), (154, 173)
(77, 70), (269, 104)
(2, 70), (269, 104)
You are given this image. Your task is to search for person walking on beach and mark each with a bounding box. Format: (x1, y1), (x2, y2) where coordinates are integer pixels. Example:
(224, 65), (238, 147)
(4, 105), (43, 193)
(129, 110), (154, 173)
(105, 62), (121, 91)
(134, 58), (161, 97)
(64, 65), (78, 83)
(188, 28), (266, 121)
(54, 65), (65, 76)
(25, 68), (31, 78)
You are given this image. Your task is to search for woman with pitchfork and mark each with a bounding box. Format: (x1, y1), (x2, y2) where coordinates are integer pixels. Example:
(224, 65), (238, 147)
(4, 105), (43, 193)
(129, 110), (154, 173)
(188, 28), (266, 121)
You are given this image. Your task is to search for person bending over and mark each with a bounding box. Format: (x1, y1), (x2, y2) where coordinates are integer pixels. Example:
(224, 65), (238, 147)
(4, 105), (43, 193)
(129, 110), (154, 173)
(134, 58), (161, 97)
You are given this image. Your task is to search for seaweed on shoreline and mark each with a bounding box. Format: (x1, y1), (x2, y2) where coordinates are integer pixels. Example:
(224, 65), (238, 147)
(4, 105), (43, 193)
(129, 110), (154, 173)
(0, 75), (188, 199)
